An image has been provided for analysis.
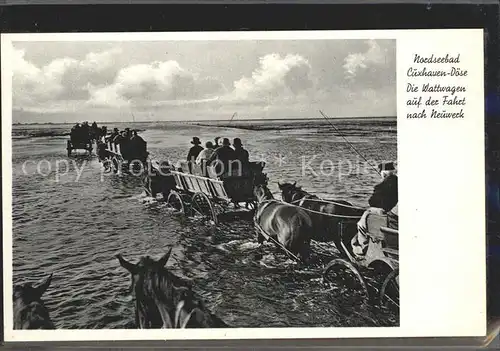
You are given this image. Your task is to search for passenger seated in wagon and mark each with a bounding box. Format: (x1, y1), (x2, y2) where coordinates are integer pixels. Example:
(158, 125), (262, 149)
(351, 161), (398, 258)
(70, 123), (81, 142)
(129, 130), (148, 162)
(232, 138), (249, 164)
(108, 128), (119, 142)
(195, 141), (215, 176)
(207, 138), (236, 177)
(187, 137), (203, 162)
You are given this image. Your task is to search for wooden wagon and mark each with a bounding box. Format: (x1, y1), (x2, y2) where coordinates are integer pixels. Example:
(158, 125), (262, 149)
(98, 141), (147, 174)
(164, 160), (267, 224)
(259, 188), (399, 311)
(66, 138), (92, 157)
(321, 210), (399, 311)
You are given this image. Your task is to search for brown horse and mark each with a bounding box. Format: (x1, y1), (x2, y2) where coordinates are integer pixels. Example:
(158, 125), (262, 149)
(253, 183), (313, 263)
(13, 274), (55, 329)
(116, 248), (228, 329)
(278, 182), (366, 252)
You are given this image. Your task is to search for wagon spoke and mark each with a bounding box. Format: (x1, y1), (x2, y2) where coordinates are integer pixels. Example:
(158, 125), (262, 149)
(323, 258), (369, 305)
(380, 268), (399, 311)
(166, 191), (185, 214)
(191, 192), (218, 225)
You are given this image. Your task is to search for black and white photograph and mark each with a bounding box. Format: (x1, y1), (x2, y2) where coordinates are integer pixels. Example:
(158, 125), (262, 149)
(7, 35), (399, 332)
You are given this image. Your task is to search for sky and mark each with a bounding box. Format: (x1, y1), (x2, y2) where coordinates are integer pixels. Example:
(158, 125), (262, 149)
(10, 39), (396, 123)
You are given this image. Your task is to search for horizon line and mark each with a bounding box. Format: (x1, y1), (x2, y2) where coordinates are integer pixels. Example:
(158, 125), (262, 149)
(13, 115), (397, 125)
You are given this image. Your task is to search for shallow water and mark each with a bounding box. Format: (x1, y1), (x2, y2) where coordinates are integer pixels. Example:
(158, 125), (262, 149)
(12, 119), (398, 329)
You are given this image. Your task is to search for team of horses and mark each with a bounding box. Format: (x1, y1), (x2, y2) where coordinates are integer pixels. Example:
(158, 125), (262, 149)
(14, 180), (365, 329)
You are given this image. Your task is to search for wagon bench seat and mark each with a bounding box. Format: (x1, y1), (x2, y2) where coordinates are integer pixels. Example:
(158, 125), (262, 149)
(366, 213), (399, 250)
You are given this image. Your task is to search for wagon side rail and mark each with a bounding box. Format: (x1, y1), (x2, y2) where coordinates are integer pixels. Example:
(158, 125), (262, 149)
(170, 170), (231, 201)
(105, 141), (125, 160)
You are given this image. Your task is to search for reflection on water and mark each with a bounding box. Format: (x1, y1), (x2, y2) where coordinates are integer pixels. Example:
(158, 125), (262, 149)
(12, 119), (398, 329)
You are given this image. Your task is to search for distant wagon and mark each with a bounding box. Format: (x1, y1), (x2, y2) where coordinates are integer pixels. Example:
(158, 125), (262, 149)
(66, 134), (92, 157)
(145, 159), (267, 224)
(97, 140), (147, 174)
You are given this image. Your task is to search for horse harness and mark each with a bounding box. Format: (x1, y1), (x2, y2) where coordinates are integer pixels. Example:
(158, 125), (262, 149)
(253, 199), (303, 263)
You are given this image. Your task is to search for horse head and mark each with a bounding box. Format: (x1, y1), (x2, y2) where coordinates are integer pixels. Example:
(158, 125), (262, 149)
(116, 248), (174, 294)
(254, 184), (274, 203)
(277, 181), (303, 203)
(116, 248), (210, 329)
(13, 274), (55, 329)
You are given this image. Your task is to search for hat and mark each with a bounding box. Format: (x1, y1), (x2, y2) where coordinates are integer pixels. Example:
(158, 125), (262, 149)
(233, 138), (242, 147)
(191, 137), (201, 145)
(222, 138), (230, 146)
(378, 162), (396, 172)
(205, 141), (214, 148)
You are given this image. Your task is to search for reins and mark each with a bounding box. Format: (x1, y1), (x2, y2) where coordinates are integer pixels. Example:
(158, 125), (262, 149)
(258, 195), (363, 220)
(290, 197), (366, 211)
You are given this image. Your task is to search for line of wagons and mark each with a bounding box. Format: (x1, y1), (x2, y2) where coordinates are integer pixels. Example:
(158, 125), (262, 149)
(78, 138), (399, 312)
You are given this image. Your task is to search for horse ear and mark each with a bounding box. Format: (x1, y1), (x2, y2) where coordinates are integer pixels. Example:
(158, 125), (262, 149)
(277, 182), (282, 188)
(116, 254), (137, 273)
(293, 181), (297, 187)
(34, 273), (52, 297)
(157, 247), (173, 267)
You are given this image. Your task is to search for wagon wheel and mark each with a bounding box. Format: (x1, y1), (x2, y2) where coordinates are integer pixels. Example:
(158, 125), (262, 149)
(101, 156), (112, 172)
(191, 192), (218, 225)
(323, 258), (369, 305)
(66, 141), (72, 157)
(111, 157), (120, 174)
(166, 191), (185, 214)
(380, 268), (399, 311)
(129, 160), (144, 175)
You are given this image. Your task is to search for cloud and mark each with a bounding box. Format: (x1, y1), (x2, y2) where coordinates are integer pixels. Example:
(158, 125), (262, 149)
(343, 39), (387, 80)
(11, 40), (396, 121)
(230, 53), (314, 102)
(12, 46), (122, 108)
(88, 60), (226, 108)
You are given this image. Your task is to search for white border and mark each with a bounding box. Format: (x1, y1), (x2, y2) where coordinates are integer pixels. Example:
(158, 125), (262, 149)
(2, 29), (486, 342)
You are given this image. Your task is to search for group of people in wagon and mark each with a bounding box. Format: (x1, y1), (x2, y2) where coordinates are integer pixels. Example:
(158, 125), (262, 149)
(110, 127), (148, 162)
(96, 127), (148, 163)
(71, 121), (108, 144)
(185, 136), (250, 176)
(70, 122), (94, 144)
(351, 161), (398, 258)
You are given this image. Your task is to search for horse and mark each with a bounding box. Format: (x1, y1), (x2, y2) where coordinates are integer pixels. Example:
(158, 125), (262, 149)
(13, 274), (55, 329)
(116, 248), (228, 329)
(277, 181), (366, 251)
(253, 183), (313, 263)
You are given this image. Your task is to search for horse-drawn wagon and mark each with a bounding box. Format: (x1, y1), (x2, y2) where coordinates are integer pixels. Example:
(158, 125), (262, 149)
(254, 181), (399, 311)
(66, 135), (93, 157)
(321, 211), (399, 311)
(153, 160), (267, 224)
(98, 140), (148, 174)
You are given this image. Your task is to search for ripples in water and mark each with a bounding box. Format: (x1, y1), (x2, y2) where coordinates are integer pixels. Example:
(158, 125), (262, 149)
(12, 120), (398, 329)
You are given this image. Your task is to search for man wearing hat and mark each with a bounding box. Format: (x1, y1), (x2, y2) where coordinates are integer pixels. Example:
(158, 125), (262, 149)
(108, 127), (120, 143)
(368, 162), (398, 212)
(351, 161), (398, 258)
(233, 138), (249, 164)
(207, 137), (236, 176)
(187, 137), (204, 162)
